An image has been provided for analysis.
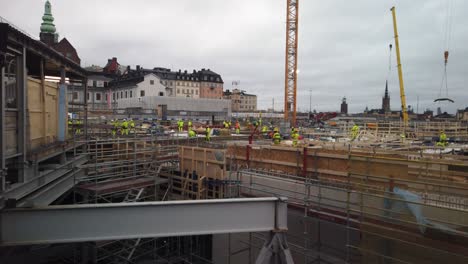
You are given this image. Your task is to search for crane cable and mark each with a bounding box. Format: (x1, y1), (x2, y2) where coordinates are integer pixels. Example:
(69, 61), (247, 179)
(387, 43), (393, 81)
(438, 0), (454, 101)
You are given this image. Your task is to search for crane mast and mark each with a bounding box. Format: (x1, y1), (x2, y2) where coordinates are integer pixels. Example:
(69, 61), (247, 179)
(284, 0), (299, 126)
(390, 6), (409, 126)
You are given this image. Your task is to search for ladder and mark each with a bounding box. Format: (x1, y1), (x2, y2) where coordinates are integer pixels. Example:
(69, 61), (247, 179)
(123, 188), (145, 203)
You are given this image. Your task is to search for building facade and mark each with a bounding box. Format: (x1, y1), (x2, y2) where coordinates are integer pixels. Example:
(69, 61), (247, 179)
(110, 72), (170, 104)
(224, 89), (257, 112)
(68, 72), (114, 111)
(198, 69), (224, 99)
(174, 70), (200, 98)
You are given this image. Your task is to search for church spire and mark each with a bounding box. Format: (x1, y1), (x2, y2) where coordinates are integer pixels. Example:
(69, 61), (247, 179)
(40, 1), (56, 34)
(385, 80), (389, 98)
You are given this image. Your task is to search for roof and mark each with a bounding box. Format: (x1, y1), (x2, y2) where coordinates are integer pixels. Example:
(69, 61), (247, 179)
(109, 72), (159, 89)
(0, 22), (87, 78)
(137, 67), (224, 83)
(224, 89), (256, 97)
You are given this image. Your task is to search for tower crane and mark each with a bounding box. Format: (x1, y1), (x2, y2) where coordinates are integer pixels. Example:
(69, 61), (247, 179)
(284, 0), (299, 126)
(390, 6), (409, 126)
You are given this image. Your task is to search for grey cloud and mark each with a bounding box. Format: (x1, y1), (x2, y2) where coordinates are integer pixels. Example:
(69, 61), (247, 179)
(2, 0), (467, 113)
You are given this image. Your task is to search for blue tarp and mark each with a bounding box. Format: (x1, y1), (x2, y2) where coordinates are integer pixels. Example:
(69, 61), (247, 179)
(384, 187), (457, 234)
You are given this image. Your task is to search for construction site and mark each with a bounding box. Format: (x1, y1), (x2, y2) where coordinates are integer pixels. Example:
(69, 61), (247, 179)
(1, 1), (468, 264)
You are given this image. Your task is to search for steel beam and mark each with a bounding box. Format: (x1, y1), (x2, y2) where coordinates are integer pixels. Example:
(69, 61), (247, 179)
(2, 154), (88, 203)
(0, 58), (5, 192)
(0, 197), (288, 246)
(16, 47), (27, 182)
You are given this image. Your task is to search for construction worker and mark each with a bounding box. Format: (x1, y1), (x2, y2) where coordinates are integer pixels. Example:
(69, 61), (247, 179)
(110, 120), (116, 137)
(188, 128), (196, 138)
(129, 119), (135, 134)
(188, 119), (193, 130)
(351, 124), (359, 141)
(291, 128), (299, 147)
(228, 120), (232, 129)
(223, 120), (229, 129)
(235, 120), (240, 134)
(68, 119), (73, 137)
(273, 128), (281, 145)
(121, 119), (129, 136)
(253, 121), (259, 131)
(437, 130), (448, 147)
(205, 126), (211, 142)
(179, 119), (185, 132)
(74, 119), (82, 135)
(262, 125), (268, 137)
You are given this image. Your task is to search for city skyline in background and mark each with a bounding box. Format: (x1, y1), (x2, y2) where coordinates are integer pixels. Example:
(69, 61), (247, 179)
(2, 0), (467, 114)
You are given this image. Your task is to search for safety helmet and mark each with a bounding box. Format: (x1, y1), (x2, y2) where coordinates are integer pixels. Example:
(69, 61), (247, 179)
(274, 128), (279, 132)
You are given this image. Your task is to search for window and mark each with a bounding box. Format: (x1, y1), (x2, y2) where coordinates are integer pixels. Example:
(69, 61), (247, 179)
(113, 92), (116, 100)
(159, 92), (164, 96)
(105, 94), (108, 101)
(191, 89), (194, 94)
(104, 82), (108, 87)
(182, 89), (185, 93)
(177, 89), (180, 93)
(140, 90), (145, 97)
(130, 91), (133, 98)
(170, 82), (173, 86)
(195, 90), (198, 95)
(93, 80), (97, 87)
(150, 80), (155, 85)
(116, 92), (119, 99)
(204, 76), (207, 81)
(177, 82), (180, 86)
(164, 81), (167, 85)
(96, 93), (101, 101)
(73, 92), (78, 100)
(125, 91), (128, 98)
(120, 91), (123, 98)
(87, 92), (90, 101)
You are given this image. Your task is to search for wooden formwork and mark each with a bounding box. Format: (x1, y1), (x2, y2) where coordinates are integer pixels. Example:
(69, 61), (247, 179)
(225, 144), (468, 263)
(5, 78), (62, 157)
(177, 146), (227, 199)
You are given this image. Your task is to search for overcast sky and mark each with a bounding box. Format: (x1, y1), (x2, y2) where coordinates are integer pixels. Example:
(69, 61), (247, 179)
(2, 0), (467, 113)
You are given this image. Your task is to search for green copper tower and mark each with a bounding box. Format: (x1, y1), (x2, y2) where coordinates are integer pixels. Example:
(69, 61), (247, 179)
(40, 1), (56, 34)
(40, 0), (58, 45)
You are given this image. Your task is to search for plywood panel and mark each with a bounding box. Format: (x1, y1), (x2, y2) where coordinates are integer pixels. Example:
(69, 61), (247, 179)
(5, 111), (18, 156)
(27, 78), (59, 151)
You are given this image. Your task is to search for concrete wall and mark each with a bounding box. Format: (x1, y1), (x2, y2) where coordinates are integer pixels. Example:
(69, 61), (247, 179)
(116, 96), (231, 118)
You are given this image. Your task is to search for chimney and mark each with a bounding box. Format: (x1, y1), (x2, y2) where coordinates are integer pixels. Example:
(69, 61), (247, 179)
(202, 68), (205, 71)
(207, 68), (210, 71)
(112, 57), (117, 61)
(179, 69), (181, 73)
(127, 65), (130, 71)
(193, 70), (196, 74)
(136, 65), (140, 71)
(184, 70), (187, 74)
